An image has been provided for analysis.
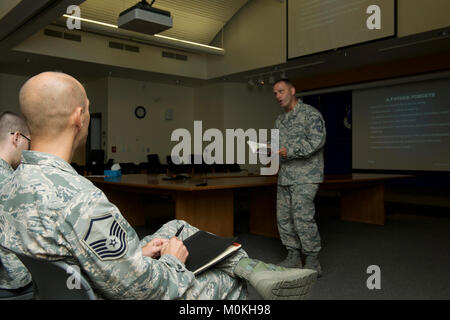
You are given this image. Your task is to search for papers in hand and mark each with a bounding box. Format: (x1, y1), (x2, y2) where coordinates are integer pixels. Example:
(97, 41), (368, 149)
(247, 141), (271, 155)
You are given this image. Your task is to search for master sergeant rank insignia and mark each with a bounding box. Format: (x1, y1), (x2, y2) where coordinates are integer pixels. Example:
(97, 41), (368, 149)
(82, 214), (128, 261)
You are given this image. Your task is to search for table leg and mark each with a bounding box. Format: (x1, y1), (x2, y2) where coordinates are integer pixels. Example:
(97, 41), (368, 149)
(340, 183), (385, 225)
(175, 190), (234, 237)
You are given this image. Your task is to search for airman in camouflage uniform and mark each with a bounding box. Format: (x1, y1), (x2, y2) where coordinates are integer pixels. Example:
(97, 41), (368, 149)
(0, 72), (317, 300)
(0, 150), (248, 299)
(273, 79), (326, 276)
(0, 111), (32, 290)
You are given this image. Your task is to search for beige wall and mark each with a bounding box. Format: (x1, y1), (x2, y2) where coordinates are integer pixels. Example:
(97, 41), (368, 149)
(106, 77), (195, 164)
(398, 0), (450, 37)
(223, 82), (279, 130)
(192, 81), (280, 168)
(207, 0), (287, 79)
(194, 82), (225, 131)
(222, 82), (280, 170)
(0, 73), (27, 113)
(14, 26), (208, 79)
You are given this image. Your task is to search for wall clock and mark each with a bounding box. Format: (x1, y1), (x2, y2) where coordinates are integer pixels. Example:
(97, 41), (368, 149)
(134, 106), (146, 119)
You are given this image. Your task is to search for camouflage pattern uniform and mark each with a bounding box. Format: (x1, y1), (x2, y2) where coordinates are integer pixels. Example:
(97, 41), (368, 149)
(0, 151), (248, 299)
(274, 100), (326, 255)
(0, 158), (13, 181)
(0, 158), (32, 289)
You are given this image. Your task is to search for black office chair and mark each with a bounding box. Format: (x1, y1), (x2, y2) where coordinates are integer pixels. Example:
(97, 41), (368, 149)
(213, 164), (241, 173)
(190, 154), (209, 174)
(105, 158), (114, 170)
(226, 164), (241, 172)
(119, 162), (138, 174)
(10, 250), (96, 300)
(86, 149), (106, 175)
(21, 254), (95, 300)
(213, 164), (228, 173)
(147, 154), (165, 173)
(166, 155), (189, 174)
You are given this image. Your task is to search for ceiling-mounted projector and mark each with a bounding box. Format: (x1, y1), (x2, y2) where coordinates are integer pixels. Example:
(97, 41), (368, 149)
(118, 0), (173, 35)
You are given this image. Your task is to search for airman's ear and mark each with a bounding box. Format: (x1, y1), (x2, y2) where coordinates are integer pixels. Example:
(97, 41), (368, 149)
(290, 86), (296, 96)
(11, 132), (20, 147)
(72, 106), (84, 129)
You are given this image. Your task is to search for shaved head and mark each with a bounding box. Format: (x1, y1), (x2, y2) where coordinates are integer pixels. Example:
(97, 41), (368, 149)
(19, 72), (88, 137)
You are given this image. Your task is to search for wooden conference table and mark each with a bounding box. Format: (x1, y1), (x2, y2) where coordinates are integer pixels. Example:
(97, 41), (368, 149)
(88, 173), (411, 238)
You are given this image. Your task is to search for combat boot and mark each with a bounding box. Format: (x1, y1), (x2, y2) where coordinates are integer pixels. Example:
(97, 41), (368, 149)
(304, 254), (322, 278)
(234, 258), (317, 300)
(278, 249), (303, 268)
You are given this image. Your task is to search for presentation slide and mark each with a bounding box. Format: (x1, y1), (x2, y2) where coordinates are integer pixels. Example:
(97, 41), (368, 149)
(353, 78), (450, 171)
(288, 0), (395, 59)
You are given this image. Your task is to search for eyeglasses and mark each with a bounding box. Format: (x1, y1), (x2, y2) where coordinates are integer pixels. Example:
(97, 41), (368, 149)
(10, 132), (31, 142)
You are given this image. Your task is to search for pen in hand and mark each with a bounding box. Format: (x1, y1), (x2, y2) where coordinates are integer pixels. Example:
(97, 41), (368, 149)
(175, 225), (184, 238)
(160, 225), (188, 263)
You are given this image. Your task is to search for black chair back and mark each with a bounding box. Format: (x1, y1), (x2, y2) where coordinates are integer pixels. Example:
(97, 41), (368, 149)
(15, 253), (96, 300)
(147, 154), (161, 166)
(147, 154), (164, 173)
(119, 162), (138, 174)
(0, 245), (95, 300)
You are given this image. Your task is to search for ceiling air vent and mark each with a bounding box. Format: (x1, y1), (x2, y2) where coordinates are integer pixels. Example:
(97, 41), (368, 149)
(175, 54), (188, 61)
(108, 41), (140, 53)
(162, 51), (175, 58)
(162, 51), (188, 61)
(63, 33), (81, 42)
(44, 29), (63, 38)
(109, 41), (124, 50)
(124, 45), (140, 53)
(44, 29), (81, 42)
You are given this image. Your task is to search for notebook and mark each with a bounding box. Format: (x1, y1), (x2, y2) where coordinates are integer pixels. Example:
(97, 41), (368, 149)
(183, 231), (242, 275)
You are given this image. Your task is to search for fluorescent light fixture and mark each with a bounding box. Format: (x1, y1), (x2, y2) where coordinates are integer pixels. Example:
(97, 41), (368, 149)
(154, 34), (224, 51)
(62, 14), (224, 52)
(63, 14), (118, 29)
